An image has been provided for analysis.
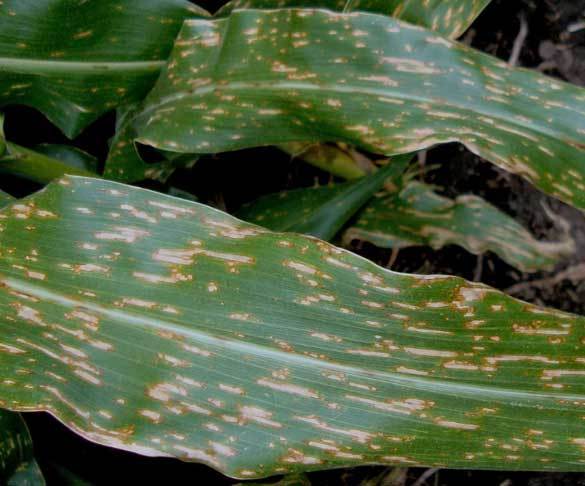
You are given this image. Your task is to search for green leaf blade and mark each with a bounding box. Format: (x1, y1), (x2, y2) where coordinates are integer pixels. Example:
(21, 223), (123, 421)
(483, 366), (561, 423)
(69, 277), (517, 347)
(134, 10), (585, 211)
(0, 113), (96, 182)
(219, 0), (491, 39)
(0, 0), (206, 138)
(292, 154), (412, 240)
(0, 176), (584, 478)
(104, 104), (199, 183)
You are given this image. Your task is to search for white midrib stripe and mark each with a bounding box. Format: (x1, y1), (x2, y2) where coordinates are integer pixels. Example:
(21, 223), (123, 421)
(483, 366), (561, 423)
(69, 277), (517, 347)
(1, 274), (582, 403)
(0, 57), (165, 74)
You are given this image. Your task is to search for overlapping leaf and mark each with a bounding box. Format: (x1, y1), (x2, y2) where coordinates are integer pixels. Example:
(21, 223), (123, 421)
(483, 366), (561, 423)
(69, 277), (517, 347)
(221, 0), (492, 181)
(103, 104), (200, 183)
(238, 176), (573, 272)
(0, 114), (95, 183)
(0, 404), (44, 485)
(239, 154), (411, 240)
(343, 180), (575, 271)
(0, 176), (584, 479)
(0, 0), (206, 138)
(33, 144), (98, 174)
(219, 0), (491, 39)
(223, 0), (492, 181)
(134, 10), (585, 211)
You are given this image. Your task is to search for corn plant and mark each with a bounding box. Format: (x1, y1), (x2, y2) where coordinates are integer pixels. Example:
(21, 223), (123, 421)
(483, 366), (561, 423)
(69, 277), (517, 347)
(0, 0), (584, 483)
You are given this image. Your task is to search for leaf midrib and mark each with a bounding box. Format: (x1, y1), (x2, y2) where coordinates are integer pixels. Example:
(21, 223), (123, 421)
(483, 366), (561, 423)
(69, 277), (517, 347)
(0, 57), (165, 74)
(2, 274), (582, 403)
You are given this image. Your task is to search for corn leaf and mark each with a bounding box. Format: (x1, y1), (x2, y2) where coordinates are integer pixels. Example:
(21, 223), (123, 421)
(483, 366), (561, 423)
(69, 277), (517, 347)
(237, 179), (377, 232)
(221, 0), (492, 181)
(238, 176), (572, 272)
(103, 104), (199, 183)
(0, 175), (584, 478)
(0, 190), (14, 206)
(240, 154), (411, 240)
(0, 115), (95, 183)
(0, 0), (206, 138)
(33, 145), (98, 174)
(0, 185), (45, 486)
(344, 180), (575, 272)
(219, 0), (491, 39)
(134, 10), (585, 212)
(0, 399), (44, 485)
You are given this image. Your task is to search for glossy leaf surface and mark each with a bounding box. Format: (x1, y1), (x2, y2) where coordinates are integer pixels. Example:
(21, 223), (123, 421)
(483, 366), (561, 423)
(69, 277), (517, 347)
(0, 0), (206, 138)
(219, 0), (491, 39)
(135, 10), (585, 211)
(0, 176), (584, 478)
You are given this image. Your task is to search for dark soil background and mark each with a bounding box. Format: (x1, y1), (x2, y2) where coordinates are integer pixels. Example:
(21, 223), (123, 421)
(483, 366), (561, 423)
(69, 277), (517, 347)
(4, 0), (585, 484)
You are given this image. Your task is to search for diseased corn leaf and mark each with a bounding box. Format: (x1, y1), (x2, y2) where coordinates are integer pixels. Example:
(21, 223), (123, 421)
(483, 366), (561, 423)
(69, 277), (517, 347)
(103, 104), (199, 183)
(0, 410), (45, 486)
(222, 0), (491, 179)
(219, 0), (491, 39)
(134, 10), (585, 211)
(240, 154), (411, 240)
(0, 176), (585, 478)
(0, 0), (207, 139)
(238, 176), (572, 272)
(343, 180), (575, 272)
(0, 115), (95, 183)
(0, 181), (45, 486)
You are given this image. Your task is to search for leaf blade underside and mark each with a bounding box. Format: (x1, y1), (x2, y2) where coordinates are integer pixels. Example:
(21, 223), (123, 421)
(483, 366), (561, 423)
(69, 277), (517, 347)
(134, 9), (585, 211)
(0, 176), (583, 479)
